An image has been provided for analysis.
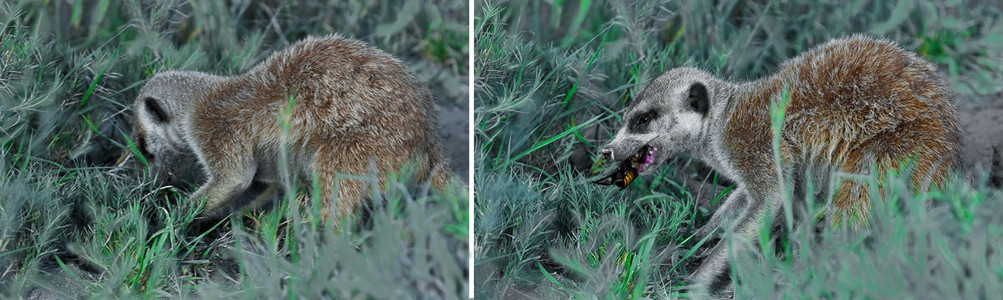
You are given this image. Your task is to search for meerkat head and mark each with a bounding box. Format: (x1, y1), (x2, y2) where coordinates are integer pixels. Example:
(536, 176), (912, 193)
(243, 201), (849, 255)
(599, 67), (728, 176)
(132, 71), (212, 185)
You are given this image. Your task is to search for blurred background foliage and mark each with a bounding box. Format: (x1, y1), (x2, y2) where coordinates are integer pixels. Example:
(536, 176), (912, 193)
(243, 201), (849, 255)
(475, 0), (1003, 298)
(1, 0), (468, 298)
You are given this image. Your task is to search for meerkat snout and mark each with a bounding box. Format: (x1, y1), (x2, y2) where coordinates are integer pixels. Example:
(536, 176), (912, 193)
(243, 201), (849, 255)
(600, 148), (614, 161)
(130, 35), (453, 224)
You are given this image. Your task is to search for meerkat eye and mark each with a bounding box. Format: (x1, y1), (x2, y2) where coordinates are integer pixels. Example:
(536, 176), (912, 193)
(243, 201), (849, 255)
(638, 113), (651, 125)
(630, 110), (657, 132)
(144, 97), (170, 123)
(688, 82), (709, 117)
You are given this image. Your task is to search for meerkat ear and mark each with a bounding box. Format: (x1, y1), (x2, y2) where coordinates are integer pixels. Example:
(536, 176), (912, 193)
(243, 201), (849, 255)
(687, 82), (709, 117)
(144, 97), (170, 123)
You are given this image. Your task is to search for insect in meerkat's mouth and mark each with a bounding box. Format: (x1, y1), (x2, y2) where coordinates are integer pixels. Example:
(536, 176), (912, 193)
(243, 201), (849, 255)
(637, 144), (657, 173)
(593, 145), (657, 189)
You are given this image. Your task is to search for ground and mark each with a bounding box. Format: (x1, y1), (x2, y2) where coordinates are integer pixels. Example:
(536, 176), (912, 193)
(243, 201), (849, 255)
(437, 100), (470, 182)
(958, 95), (1003, 175)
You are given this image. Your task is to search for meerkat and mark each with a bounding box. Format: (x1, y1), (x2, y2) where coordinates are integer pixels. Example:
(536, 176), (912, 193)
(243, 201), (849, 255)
(131, 34), (452, 225)
(596, 34), (962, 295)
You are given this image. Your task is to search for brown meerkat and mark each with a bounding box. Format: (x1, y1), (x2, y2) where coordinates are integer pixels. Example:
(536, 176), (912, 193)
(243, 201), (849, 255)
(131, 34), (452, 224)
(596, 34), (962, 295)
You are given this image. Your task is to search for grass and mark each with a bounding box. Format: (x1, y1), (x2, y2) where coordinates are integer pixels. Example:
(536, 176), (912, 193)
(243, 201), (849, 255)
(474, 0), (1003, 298)
(0, 0), (468, 298)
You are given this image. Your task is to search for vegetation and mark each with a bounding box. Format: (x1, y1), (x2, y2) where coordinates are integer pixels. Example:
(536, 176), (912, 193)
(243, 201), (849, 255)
(0, 0), (468, 298)
(474, 0), (1003, 298)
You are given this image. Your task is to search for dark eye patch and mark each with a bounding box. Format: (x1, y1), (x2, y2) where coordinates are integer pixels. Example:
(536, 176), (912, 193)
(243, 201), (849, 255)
(629, 110), (657, 132)
(145, 97), (170, 123)
(137, 134), (153, 160)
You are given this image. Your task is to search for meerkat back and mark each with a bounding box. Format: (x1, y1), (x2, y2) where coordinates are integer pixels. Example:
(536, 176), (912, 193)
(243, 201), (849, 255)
(746, 35), (962, 218)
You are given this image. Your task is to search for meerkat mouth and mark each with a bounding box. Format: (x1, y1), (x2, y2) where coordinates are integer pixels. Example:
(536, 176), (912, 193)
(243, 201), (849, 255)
(637, 144), (657, 173)
(592, 144), (657, 189)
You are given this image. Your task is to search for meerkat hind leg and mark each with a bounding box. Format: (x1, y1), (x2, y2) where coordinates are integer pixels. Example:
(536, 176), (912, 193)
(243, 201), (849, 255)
(312, 142), (384, 227)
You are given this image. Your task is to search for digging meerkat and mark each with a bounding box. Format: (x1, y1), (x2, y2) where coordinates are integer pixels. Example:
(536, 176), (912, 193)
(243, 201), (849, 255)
(131, 34), (452, 224)
(596, 34), (962, 296)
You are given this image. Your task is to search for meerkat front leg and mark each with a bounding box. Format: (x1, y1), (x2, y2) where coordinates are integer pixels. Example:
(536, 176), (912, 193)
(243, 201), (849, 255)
(192, 150), (257, 218)
(689, 185), (782, 297)
(692, 187), (748, 244)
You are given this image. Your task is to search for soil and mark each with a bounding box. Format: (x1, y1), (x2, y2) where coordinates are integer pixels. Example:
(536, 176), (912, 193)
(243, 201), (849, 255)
(436, 101), (470, 183)
(956, 96), (1003, 178)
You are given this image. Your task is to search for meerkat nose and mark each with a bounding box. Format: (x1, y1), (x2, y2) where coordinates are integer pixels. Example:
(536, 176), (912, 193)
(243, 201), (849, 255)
(601, 148), (614, 161)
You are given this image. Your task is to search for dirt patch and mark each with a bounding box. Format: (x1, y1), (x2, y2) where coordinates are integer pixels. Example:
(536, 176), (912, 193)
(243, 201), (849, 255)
(956, 96), (1003, 177)
(436, 101), (470, 183)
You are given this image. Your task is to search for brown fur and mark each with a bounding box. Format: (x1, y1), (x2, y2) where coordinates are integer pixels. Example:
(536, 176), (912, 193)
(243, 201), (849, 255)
(132, 34), (451, 224)
(724, 35), (962, 222)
